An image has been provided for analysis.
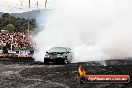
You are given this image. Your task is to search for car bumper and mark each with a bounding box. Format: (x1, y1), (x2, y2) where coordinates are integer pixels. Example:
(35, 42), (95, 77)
(44, 57), (66, 63)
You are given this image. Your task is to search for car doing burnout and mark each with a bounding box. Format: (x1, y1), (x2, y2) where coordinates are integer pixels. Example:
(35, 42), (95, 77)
(44, 47), (72, 64)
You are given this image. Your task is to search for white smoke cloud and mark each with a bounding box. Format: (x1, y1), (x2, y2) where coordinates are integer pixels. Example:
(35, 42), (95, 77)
(33, 0), (132, 62)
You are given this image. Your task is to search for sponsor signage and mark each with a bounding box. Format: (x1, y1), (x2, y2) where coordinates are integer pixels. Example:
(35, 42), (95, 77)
(78, 65), (130, 83)
(84, 75), (130, 83)
(18, 50), (30, 57)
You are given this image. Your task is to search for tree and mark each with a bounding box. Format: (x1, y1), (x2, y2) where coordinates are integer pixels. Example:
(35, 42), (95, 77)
(0, 13), (36, 32)
(4, 23), (15, 32)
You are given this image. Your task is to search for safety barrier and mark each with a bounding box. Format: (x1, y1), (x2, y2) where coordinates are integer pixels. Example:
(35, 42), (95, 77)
(0, 50), (34, 58)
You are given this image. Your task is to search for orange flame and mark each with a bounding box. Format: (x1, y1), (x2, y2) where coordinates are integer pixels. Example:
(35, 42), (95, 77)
(78, 65), (86, 76)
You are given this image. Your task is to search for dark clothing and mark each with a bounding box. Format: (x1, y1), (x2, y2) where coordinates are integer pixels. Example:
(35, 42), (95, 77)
(2, 46), (8, 53)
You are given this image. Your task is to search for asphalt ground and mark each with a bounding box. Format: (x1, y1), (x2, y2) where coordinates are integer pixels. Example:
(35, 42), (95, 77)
(0, 58), (131, 88)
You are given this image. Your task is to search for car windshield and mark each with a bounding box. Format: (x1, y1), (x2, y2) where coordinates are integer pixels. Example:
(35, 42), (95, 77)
(49, 47), (66, 52)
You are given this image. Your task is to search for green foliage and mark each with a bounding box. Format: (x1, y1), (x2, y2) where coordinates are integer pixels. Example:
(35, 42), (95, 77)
(0, 13), (36, 32)
(4, 23), (15, 32)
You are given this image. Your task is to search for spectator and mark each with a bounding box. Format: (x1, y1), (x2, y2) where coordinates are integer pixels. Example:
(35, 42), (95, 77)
(0, 31), (34, 50)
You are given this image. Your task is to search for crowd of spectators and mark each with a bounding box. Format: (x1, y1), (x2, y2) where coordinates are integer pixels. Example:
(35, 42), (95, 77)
(0, 31), (34, 52)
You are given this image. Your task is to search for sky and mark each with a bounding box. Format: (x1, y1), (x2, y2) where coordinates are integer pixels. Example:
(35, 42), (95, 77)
(0, 0), (54, 13)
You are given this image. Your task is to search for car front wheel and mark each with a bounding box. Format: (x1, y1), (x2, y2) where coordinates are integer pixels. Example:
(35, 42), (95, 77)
(44, 59), (49, 64)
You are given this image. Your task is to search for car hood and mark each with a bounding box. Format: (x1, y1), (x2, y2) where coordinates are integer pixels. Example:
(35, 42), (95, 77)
(47, 52), (66, 55)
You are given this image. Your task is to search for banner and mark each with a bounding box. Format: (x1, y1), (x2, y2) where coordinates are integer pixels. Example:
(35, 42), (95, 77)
(18, 50), (30, 57)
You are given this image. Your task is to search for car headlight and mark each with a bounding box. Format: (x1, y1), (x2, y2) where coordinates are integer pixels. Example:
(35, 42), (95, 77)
(45, 55), (50, 58)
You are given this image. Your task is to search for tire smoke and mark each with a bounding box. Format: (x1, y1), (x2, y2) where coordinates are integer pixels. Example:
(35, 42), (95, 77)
(33, 0), (132, 63)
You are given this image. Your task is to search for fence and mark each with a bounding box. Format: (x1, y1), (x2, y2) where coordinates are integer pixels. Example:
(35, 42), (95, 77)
(0, 49), (34, 58)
